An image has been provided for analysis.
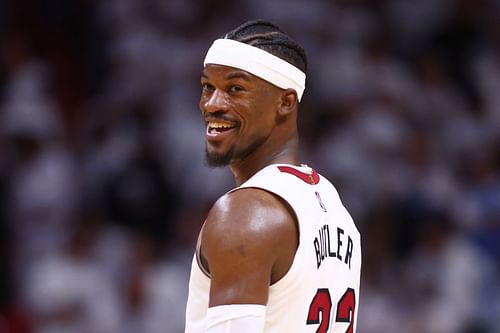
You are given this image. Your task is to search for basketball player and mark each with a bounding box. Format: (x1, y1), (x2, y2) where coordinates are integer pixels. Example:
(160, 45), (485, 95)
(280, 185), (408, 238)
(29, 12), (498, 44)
(185, 20), (362, 333)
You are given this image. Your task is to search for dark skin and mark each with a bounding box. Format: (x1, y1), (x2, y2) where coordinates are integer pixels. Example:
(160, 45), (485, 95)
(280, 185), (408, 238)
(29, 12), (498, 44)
(199, 64), (300, 307)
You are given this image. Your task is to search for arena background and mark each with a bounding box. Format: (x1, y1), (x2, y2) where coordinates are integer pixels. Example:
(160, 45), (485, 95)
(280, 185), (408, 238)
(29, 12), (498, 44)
(0, 0), (499, 332)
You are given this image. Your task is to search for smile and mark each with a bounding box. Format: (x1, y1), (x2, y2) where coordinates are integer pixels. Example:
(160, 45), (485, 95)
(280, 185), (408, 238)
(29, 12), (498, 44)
(206, 120), (238, 136)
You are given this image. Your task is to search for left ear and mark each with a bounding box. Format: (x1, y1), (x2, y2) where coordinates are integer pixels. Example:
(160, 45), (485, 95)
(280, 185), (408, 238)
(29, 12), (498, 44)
(277, 89), (298, 117)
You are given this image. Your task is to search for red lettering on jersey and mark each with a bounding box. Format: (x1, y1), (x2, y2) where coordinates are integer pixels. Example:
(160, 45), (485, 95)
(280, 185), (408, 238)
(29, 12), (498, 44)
(277, 166), (320, 185)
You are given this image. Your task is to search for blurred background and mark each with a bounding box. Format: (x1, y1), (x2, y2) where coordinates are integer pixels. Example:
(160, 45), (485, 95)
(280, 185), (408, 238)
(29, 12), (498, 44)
(0, 0), (499, 332)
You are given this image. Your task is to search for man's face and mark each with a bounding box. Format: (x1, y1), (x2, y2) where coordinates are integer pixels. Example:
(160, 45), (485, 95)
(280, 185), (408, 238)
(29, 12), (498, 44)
(200, 64), (282, 167)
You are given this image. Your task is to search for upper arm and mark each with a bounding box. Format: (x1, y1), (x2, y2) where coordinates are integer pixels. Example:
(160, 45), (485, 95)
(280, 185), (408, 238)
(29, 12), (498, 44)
(201, 188), (298, 307)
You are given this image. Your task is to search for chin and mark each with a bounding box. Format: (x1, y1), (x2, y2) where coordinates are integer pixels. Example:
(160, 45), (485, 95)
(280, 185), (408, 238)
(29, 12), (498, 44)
(205, 149), (233, 168)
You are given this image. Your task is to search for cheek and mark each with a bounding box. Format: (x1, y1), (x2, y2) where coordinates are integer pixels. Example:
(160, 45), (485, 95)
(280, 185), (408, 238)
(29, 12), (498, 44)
(242, 109), (275, 139)
(250, 100), (276, 125)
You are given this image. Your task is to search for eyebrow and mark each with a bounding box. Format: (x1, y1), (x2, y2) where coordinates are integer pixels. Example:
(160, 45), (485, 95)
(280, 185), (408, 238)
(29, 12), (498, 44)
(201, 69), (252, 81)
(225, 71), (252, 81)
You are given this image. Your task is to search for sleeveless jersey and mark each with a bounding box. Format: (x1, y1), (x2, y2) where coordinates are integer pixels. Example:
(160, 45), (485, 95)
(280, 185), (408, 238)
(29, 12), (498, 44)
(185, 164), (362, 333)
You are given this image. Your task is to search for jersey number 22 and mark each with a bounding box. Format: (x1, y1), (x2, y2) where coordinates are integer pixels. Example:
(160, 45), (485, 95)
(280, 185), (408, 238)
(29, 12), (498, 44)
(306, 288), (356, 333)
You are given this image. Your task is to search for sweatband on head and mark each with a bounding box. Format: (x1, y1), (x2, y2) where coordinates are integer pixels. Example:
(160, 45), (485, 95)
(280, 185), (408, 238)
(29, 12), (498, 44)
(203, 38), (306, 102)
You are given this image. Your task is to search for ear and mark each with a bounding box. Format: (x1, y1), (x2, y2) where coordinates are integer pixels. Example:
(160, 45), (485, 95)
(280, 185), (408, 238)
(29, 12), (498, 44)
(277, 89), (298, 117)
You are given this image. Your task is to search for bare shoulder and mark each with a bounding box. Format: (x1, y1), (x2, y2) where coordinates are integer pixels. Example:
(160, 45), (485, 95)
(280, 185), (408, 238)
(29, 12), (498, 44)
(200, 187), (298, 303)
(202, 187), (296, 250)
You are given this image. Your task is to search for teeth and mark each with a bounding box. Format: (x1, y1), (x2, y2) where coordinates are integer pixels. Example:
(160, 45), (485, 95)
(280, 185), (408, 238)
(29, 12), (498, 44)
(208, 122), (233, 129)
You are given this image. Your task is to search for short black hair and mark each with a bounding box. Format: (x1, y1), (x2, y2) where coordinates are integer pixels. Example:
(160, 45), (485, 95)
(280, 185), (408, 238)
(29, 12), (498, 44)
(222, 19), (308, 73)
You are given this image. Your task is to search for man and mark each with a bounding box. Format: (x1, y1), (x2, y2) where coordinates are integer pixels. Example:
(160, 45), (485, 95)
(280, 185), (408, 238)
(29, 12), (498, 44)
(185, 20), (361, 333)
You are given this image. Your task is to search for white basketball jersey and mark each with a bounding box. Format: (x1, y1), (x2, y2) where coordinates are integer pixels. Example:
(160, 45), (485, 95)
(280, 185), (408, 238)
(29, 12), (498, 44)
(185, 164), (361, 333)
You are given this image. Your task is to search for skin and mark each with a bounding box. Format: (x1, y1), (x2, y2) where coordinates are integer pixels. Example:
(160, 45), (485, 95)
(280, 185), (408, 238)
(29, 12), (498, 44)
(199, 64), (300, 307)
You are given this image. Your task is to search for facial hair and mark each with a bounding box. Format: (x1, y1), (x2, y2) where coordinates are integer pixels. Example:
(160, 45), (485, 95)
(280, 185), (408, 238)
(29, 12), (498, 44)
(205, 146), (234, 168)
(204, 135), (268, 168)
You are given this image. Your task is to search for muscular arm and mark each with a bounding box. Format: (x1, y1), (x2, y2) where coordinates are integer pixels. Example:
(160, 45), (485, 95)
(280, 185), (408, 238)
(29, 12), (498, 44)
(200, 188), (298, 307)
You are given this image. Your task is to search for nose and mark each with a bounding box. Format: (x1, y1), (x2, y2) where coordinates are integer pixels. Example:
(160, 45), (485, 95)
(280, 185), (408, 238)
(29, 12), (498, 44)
(202, 88), (228, 114)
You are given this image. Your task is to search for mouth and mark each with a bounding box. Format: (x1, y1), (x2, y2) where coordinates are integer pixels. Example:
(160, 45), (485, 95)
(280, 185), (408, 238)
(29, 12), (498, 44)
(206, 120), (238, 137)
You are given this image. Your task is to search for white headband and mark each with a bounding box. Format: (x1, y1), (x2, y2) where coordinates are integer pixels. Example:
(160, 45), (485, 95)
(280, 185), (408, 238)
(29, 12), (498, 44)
(203, 39), (306, 102)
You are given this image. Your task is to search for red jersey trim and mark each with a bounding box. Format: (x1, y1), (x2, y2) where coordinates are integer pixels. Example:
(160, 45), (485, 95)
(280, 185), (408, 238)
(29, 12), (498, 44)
(277, 166), (320, 185)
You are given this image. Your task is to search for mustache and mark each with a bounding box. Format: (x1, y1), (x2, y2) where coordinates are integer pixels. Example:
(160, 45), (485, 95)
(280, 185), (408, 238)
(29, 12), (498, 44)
(204, 111), (239, 124)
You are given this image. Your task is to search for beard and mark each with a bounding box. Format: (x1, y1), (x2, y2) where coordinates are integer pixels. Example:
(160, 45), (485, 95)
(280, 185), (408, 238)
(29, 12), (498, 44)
(204, 135), (268, 168)
(205, 146), (234, 168)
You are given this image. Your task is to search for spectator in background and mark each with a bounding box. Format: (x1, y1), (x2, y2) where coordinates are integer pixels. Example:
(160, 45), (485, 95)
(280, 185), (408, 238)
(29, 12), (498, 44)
(22, 220), (121, 333)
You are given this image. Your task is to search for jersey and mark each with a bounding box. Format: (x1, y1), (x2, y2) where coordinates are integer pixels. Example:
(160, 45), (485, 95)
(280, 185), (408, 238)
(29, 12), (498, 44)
(185, 164), (362, 333)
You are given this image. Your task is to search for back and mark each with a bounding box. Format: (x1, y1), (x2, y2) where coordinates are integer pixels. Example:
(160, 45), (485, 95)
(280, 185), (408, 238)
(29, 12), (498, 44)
(233, 164), (361, 332)
(185, 164), (361, 333)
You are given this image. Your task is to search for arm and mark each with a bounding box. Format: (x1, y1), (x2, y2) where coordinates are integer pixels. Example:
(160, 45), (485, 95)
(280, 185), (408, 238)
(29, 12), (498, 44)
(200, 188), (298, 331)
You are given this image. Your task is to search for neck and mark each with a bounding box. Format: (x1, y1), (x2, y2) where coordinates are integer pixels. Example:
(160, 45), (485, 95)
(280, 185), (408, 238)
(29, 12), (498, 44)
(230, 136), (299, 186)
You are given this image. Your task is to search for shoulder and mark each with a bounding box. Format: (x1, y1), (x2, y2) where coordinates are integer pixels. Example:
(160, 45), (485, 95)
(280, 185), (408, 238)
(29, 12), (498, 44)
(200, 188), (299, 304)
(203, 187), (296, 244)
(200, 187), (297, 273)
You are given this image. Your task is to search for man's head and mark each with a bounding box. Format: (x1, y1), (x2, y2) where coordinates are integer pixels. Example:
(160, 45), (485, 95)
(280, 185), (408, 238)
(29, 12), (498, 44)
(200, 20), (307, 168)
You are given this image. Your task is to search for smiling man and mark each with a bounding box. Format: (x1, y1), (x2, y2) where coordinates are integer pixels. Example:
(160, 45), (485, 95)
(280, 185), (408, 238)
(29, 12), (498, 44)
(185, 20), (362, 333)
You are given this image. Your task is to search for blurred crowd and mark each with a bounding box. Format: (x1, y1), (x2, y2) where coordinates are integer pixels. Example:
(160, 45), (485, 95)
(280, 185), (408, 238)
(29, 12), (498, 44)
(0, 0), (499, 332)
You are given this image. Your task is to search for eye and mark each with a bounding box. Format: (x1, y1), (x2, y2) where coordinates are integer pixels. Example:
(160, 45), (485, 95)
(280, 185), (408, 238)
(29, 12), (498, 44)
(202, 83), (215, 93)
(229, 85), (244, 93)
